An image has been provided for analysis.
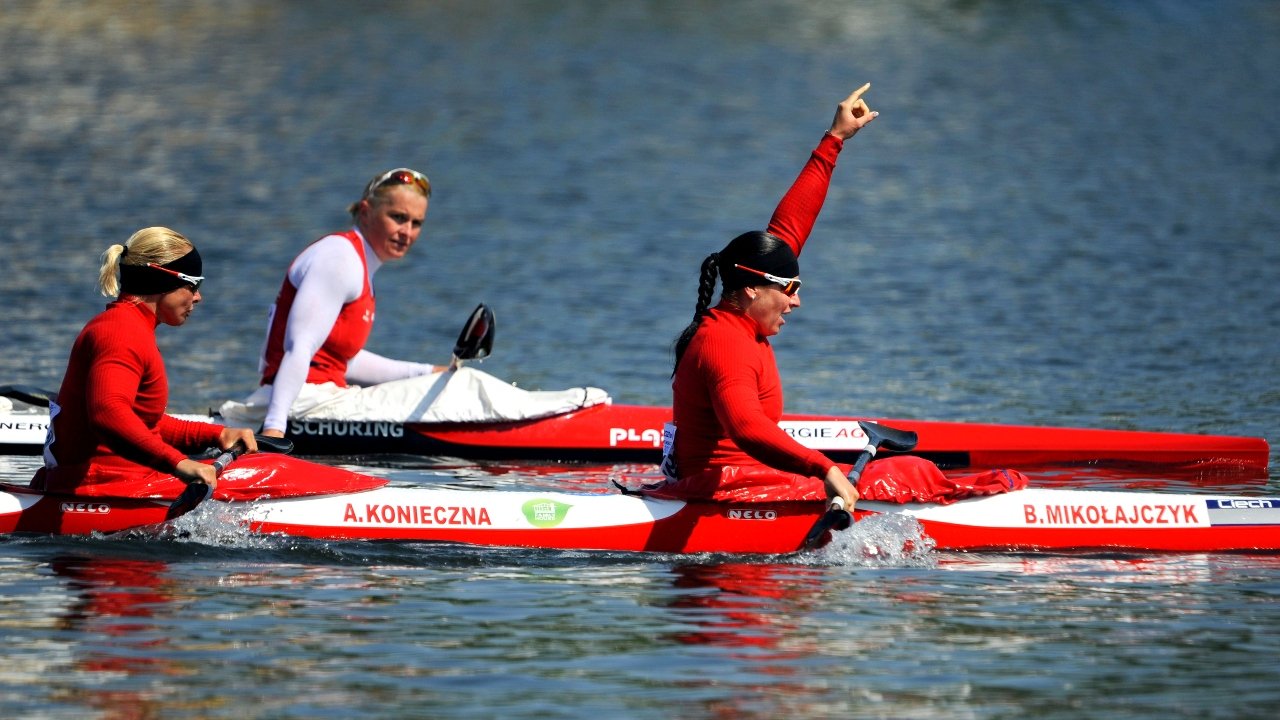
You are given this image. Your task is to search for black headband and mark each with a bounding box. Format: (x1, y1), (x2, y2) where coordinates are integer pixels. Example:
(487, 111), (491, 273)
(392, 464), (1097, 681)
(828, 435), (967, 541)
(119, 247), (203, 295)
(719, 240), (799, 291)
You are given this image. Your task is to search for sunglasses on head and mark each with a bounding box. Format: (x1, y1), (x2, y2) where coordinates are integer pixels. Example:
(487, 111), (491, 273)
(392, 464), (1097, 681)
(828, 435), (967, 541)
(147, 263), (204, 292)
(734, 264), (802, 296)
(364, 167), (431, 198)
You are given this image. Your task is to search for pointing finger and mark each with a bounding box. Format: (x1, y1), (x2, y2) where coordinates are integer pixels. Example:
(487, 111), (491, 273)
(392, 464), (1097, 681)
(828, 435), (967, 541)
(844, 82), (871, 105)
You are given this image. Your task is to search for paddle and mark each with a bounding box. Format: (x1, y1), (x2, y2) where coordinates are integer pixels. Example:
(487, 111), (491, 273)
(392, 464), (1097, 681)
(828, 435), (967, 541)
(449, 303), (495, 370)
(801, 421), (919, 549)
(165, 434), (295, 519)
(0, 384), (56, 408)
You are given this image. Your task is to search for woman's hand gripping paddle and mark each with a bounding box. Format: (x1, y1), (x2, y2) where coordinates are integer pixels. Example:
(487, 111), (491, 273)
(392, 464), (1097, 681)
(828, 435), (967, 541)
(448, 303), (495, 371)
(801, 421), (919, 549)
(165, 434), (295, 519)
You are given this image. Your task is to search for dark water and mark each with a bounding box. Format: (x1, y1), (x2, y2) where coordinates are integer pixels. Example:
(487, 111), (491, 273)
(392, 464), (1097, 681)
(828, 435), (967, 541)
(2, 1), (1279, 717)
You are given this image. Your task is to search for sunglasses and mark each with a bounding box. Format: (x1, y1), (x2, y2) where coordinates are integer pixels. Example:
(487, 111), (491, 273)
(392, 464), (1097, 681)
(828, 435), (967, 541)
(148, 263), (204, 292)
(364, 167), (431, 198)
(734, 264), (802, 296)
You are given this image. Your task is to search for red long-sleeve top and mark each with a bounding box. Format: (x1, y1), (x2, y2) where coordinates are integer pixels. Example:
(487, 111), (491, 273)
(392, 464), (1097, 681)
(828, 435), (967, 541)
(38, 299), (223, 493)
(671, 132), (844, 481)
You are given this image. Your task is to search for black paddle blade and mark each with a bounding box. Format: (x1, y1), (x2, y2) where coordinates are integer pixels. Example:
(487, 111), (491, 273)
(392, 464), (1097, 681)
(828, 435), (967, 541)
(166, 482), (212, 520)
(859, 421), (919, 453)
(0, 384), (56, 407)
(453, 303), (495, 361)
(254, 434), (294, 455)
(801, 508), (854, 550)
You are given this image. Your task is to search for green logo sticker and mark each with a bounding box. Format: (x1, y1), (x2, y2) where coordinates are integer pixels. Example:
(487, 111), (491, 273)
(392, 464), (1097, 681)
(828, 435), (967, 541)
(522, 498), (572, 528)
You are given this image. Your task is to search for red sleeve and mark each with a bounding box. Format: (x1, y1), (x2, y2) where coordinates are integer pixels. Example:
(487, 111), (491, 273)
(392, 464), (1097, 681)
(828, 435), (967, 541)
(84, 339), (190, 470)
(703, 338), (835, 478)
(765, 132), (844, 258)
(157, 415), (224, 451)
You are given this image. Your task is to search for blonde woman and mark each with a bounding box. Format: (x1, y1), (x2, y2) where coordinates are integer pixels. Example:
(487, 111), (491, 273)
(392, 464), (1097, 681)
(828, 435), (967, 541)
(33, 227), (257, 498)
(253, 168), (441, 438)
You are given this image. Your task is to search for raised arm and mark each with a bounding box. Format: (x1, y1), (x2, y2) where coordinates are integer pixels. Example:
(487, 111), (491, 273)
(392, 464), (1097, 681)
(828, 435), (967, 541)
(766, 83), (878, 256)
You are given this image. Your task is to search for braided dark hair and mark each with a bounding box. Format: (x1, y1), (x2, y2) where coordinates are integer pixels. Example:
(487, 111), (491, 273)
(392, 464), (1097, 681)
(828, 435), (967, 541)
(671, 252), (722, 375)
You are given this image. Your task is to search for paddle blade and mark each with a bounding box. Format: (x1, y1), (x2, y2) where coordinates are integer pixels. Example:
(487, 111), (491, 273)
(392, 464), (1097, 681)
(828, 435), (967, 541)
(255, 434), (294, 455)
(0, 384), (56, 407)
(166, 481), (212, 520)
(859, 421), (919, 453)
(801, 508), (854, 550)
(452, 303), (495, 362)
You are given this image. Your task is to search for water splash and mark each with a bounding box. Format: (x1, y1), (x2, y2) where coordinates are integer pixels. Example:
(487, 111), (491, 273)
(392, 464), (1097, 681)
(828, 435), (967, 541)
(813, 513), (938, 568)
(149, 501), (287, 551)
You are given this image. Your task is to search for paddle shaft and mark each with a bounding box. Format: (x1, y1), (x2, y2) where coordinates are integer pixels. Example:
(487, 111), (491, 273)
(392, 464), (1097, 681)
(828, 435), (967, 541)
(801, 421), (920, 549)
(801, 449), (870, 549)
(845, 445), (876, 486)
(165, 435), (294, 519)
(166, 444), (245, 519)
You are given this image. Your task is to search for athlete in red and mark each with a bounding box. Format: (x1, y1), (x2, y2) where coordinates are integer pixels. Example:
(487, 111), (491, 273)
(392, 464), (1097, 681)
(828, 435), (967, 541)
(659, 86), (1026, 507)
(255, 168), (438, 439)
(33, 227), (258, 498)
(259, 229), (378, 388)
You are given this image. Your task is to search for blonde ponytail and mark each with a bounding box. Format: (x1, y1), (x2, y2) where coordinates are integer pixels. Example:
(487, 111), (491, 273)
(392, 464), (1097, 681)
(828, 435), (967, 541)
(97, 227), (193, 298)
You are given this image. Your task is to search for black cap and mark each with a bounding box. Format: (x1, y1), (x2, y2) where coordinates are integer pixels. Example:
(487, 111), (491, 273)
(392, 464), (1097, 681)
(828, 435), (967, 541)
(717, 232), (799, 290)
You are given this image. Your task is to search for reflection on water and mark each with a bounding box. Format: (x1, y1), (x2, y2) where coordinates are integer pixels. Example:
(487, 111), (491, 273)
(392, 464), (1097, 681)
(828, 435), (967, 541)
(666, 563), (826, 651)
(48, 556), (183, 720)
(2, 532), (1280, 717)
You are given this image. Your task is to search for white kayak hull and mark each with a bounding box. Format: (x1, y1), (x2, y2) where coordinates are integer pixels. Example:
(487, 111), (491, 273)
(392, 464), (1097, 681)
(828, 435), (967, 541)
(4, 481), (1278, 554)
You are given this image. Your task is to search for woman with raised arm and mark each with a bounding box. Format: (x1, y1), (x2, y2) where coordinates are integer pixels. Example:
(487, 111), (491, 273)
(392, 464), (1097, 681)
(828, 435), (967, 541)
(656, 85), (1025, 511)
(33, 227), (257, 498)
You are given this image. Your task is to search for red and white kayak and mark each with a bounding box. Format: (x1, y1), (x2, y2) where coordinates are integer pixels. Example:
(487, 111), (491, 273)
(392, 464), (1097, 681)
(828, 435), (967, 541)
(244, 485), (1280, 553)
(375, 403), (1270, 470)
(1, 398), (1269, 470)
(2, 455), (1277, 553)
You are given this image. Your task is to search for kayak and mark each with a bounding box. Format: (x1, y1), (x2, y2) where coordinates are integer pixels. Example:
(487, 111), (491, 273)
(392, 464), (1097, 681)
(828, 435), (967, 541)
(2, 453), (1278, 553)
(6, 303), (1268, 470)
(1, 388), (1269, 470)
(338, 403), (1270, 470)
